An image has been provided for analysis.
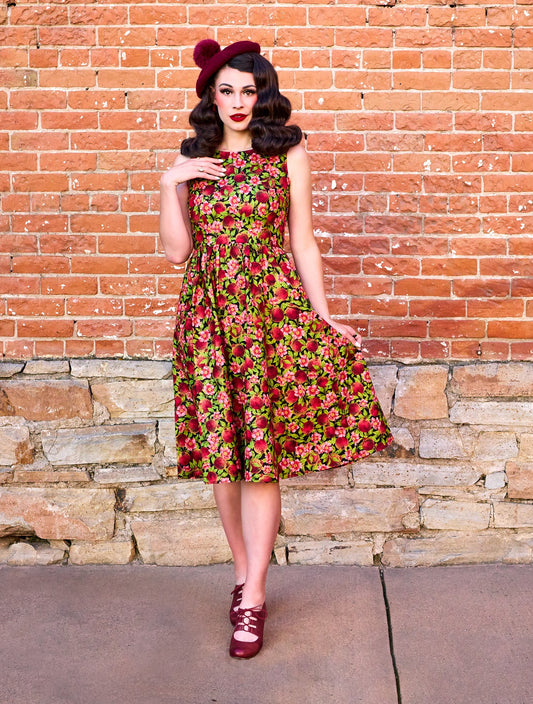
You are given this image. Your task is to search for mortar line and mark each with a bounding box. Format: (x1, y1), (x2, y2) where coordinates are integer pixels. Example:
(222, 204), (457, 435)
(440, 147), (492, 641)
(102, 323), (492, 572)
(379, 565), (402, 704)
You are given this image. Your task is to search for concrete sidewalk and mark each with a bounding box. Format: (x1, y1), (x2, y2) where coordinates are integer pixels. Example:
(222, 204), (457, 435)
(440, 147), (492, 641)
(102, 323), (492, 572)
(1, 563), (532, 704)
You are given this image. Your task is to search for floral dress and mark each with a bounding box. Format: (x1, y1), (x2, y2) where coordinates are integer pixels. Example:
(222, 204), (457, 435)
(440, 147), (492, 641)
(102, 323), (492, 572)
(172, 148), (393, 483)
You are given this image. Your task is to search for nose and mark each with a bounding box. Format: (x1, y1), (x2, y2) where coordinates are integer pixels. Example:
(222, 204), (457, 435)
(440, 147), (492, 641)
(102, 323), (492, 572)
(233, 92), (244, 109)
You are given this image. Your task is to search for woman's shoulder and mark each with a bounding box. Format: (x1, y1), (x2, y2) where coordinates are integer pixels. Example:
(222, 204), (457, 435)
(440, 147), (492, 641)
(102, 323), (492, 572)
(173, 151), (190, 166)
(286, 141), (310, 177)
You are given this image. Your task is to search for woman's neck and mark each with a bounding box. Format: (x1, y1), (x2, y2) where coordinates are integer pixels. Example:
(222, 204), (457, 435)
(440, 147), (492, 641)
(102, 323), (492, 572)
(219, 130), (252, 153)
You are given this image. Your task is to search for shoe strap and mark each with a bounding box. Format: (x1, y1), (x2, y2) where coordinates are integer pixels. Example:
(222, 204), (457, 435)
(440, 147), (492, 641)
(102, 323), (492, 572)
(234, 606), (267, 635)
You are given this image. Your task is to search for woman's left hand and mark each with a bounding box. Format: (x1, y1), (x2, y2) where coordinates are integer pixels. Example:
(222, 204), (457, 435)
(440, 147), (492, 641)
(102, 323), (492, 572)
(323, 317), (362, 348)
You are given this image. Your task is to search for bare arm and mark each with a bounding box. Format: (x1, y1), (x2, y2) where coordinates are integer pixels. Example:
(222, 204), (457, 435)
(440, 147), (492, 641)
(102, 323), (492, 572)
(159, 153), (225, 264)
(287, 143), (360, 346)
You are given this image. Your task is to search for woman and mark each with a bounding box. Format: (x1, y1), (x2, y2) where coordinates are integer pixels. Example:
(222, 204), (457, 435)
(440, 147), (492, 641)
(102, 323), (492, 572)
(159, 39), (393, 659)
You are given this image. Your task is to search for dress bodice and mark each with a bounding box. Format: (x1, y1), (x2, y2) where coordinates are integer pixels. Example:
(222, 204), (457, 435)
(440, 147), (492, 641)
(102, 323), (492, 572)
(187, 149), (290, 251)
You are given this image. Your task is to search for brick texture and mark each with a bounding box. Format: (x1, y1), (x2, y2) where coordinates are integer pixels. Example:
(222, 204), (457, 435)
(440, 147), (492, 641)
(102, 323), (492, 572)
(1, 2), (532, 362)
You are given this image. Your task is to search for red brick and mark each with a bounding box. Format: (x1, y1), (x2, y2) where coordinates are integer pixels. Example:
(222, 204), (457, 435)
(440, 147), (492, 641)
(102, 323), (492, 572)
(422, 258), (478, 276)
(450, 237), (506, 256)
(363, 257), (420, 277)
(410, 300), (466, 318)
(12, 256), (69, 274)
(90, 49), (120, 69)
(41, 112), (98, 130)
(68, 91), (125, 110)
(60, 49), (90, 68)
(337, 29), (392, 48)
(126, 340), (155, 358)
(98, 235), (155, 254)
(134, 319), (174, 337)
(94, 340), (125, 357)
(72, 173), (128, 192)
(430, 320), (486, 339)
(6, 298), (64, 317)
(12, 174), (69, 193)
(333, 237), (389, 256)
(65, 340), (94, 358)
(18, 319), (74, 338)
(99, 276), (156, 296)
(468, 300), (525, 318)
(0, 277), (39, 295)
(511, 279), (533, 297)
(28, 49), (58, 69)
(390, 340), (420, 359)
(66, 297), (123, 317)
(350, 299), (407, 317)
(129, 6), (186, 24)
(480, 258), (531, 276)
(421, 341), (450, 359)
(370, 319), (427, 338)
(0, 235), (37, 254)
(11, 132), (68, 151)
(511, 342), (533, 360)
(395, 279), (451, 297)
(478, 342), (509, 361)
(1, 111), (38, 130)
(488, 321), (533, 339)
(450, 340), (483, 359)
(75, 319), (132, 338)
(454, 279), (510, 298)
(370, 7), (427, 27)
(70, 214), (127, 233)
(41, 276), (98, 296)
(10, 6), (68, 25)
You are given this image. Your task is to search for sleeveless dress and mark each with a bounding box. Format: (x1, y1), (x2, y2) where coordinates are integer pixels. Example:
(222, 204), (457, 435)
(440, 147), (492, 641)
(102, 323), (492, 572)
(172, 148), (393, 483)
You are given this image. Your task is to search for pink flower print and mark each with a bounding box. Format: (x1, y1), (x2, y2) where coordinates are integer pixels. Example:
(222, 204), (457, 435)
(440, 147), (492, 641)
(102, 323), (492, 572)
(204, 382), (215, 396)
(199, 365), (212, 379)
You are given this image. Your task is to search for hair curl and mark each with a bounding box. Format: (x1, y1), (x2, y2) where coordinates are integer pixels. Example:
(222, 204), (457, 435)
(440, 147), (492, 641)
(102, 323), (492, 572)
(181, 53), (302, 158)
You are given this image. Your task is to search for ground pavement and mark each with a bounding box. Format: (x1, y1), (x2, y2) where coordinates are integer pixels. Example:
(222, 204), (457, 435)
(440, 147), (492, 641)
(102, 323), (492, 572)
(1, 563), (532, 704)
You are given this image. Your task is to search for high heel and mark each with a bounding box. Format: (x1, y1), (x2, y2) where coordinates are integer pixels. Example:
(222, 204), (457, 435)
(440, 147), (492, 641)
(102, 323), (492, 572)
(229, 603), (268, 659)
(229, 583), (244, 626)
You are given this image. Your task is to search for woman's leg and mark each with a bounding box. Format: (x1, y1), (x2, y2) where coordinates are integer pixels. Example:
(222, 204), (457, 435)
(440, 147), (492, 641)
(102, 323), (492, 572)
(213, 483), (247, 585)
(239, 481), (281, 608)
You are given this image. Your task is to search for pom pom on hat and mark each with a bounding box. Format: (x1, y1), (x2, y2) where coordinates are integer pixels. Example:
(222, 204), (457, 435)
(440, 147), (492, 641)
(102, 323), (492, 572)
(193, 39), (221, 69)
(193, 39), (261, 98)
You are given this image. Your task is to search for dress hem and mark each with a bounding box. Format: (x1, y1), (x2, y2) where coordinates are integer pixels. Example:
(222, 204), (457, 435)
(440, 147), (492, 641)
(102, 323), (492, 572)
(175, 431), (394, 484)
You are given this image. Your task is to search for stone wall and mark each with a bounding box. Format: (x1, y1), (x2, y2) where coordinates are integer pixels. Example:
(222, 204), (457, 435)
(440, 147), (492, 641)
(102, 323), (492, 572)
(1, 359), (532, 568)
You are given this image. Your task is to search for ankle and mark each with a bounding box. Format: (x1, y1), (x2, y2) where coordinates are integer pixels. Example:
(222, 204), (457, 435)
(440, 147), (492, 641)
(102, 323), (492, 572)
(240, 588), (265, 610)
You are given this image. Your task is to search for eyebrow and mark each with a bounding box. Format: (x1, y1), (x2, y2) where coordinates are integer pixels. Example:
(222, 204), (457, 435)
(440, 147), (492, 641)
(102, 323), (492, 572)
(218, 83), (256, 89)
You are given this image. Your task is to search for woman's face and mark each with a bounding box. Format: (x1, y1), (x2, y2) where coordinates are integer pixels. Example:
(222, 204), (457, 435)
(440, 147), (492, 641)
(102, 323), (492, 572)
(213, 66), (257, 134)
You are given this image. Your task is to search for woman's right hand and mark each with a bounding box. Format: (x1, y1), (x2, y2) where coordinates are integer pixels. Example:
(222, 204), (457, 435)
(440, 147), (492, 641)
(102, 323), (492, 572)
(160, 155), (225, 188)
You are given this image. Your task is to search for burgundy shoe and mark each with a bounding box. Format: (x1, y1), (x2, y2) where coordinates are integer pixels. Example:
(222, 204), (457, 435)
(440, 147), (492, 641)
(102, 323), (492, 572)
(229, 583), (244, 626)
(229, 603), (268, 659)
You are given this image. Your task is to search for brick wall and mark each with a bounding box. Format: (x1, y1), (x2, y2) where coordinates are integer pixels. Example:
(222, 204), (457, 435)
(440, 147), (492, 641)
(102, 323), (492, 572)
(2, 0), (533, 362)
(2, 2), (533, 567)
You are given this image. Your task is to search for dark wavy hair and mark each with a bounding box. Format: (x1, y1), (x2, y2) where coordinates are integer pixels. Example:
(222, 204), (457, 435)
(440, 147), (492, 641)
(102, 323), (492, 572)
(181, 52), (302, 158)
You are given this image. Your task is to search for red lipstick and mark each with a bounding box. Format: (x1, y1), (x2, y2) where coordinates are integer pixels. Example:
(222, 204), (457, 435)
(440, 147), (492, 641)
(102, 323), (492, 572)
(230, 114), (247, 122)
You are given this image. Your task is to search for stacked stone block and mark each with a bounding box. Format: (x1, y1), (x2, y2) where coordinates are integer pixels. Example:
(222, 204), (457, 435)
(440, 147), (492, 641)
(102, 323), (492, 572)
(1, 360), (532, 567)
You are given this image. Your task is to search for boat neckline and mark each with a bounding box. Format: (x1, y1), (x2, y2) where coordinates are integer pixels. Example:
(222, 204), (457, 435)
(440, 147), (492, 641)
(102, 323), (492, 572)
(216, 148), (254, 155)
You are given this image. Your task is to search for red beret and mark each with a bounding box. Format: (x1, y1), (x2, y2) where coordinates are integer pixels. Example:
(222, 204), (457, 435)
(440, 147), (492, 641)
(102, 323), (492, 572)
(193, 39), (261, 98)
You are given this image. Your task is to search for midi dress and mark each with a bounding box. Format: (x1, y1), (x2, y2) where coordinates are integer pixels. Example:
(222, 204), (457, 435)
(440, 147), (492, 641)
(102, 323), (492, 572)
(172, 147), (393, 483)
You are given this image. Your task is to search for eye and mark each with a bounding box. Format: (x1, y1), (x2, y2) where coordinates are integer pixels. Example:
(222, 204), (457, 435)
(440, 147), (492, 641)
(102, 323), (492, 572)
(244, 89), (256, 96)
(220, 88), (232, 95)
